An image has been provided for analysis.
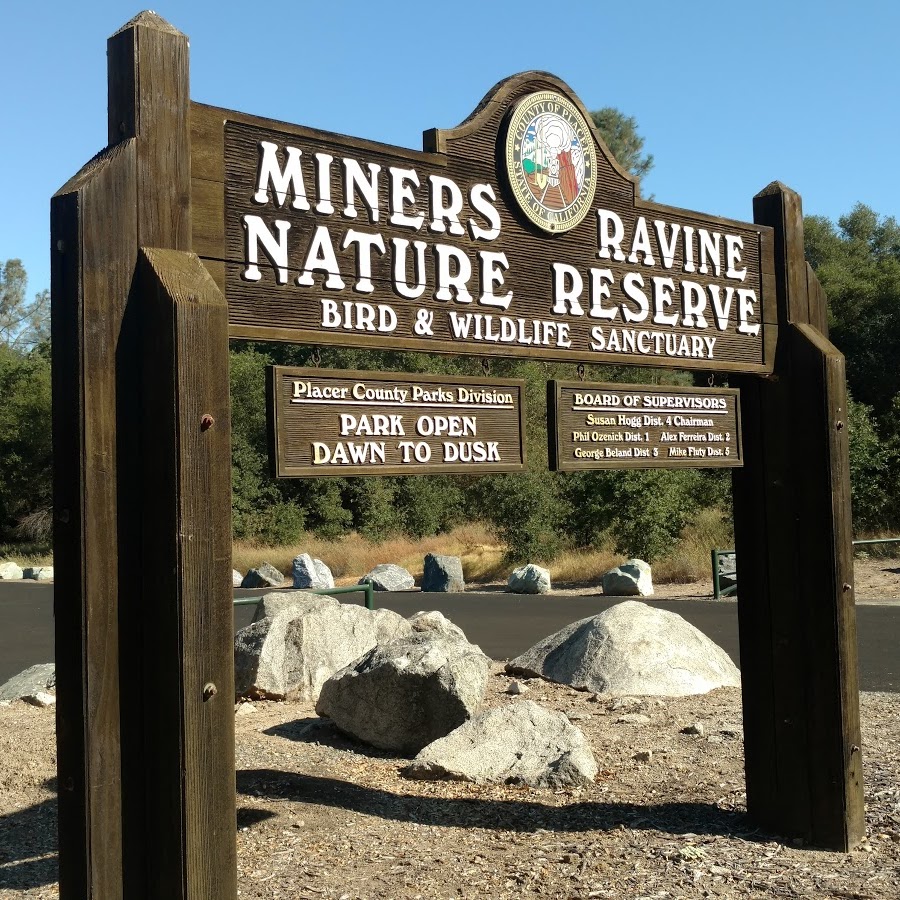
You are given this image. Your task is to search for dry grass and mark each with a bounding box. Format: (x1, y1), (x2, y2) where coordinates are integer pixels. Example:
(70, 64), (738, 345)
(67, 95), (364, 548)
(233, 508), (735, 588)
(233, 523), (509, 586)
(0, 542), (53, 568)
(653, 507), (734, 583)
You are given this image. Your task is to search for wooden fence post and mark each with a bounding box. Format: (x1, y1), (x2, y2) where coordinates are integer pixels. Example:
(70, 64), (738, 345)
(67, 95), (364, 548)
(732, 182), (865, 850)
(52, 12), (236, 897)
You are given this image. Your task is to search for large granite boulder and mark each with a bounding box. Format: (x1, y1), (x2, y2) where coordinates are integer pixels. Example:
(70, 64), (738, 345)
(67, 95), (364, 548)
(232, 569), (244, 588)
(241, 562), (285, 589)
(421, 554), (465, 592)
(407, 610), (469, 643)
(0, 664), (56, 702)
(250, 590), (329, 624)
(359, 563), (415, 592)
(0, 561), (23, 580)
(406, 700), (598, 787)
(506, 600), (740, 696)
(601, 559), (653, 596)
(316, 633), (490, 754)
(234, 594), (412, 701)
(507, 563), (551, 594)
(292, 553), (335, 590)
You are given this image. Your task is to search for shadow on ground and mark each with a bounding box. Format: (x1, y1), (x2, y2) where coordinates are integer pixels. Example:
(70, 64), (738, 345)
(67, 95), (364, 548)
(0, 788), (57, 890)
(237, 767), (768, 842)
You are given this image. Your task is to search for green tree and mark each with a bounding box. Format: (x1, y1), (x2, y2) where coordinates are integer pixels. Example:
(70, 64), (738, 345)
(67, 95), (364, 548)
(0, 259), (49, 352)
(806, 204), (900, 532)
(0, 343), (52, 538)
(589, 108), (654, 189)
(805, 205), (900, 415)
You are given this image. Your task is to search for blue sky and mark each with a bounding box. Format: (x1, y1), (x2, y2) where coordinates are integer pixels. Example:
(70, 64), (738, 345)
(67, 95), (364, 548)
(2, 0), (898, 296)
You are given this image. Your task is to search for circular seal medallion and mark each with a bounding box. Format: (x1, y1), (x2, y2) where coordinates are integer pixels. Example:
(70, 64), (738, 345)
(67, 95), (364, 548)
(505, 91), (596, 233)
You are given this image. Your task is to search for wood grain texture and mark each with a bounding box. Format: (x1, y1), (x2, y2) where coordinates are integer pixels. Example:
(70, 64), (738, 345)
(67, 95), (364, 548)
(109, 11), (191, 251)
(270, 367), (526, 476)
(138, 248), (236, 899)
(732, 181), (864, 850)
(548, 381), (742, 471)
(189, 72), (776, 373)
(51, 136), (137, 900)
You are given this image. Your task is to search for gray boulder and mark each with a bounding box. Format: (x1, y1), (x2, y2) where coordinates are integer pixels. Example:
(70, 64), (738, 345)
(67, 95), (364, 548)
(232, 569), (244, 588)
(234, 594), (411, 701)
(23, 566), (54, 581)
(407, 610), (469, 643)
(292, 553), (335, 590)
(0, 664), (56, 702)
(316, 633), (490, 754)
(0, 561), (23, 580)
(406, 700), (597, 787)
(506, 600), (740, 696)
(421, 554), (465, 592)
(507, 563), (551, 594)
(241, 562), (285, 589)
(359, 563), (415, 592)
(601, 559), (653, 596)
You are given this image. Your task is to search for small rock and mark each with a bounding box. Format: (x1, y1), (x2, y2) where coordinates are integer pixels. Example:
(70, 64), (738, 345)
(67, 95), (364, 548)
(241, 563), (284, 588)
(0, 561), (24, 580)
(601, 559), (653, 596)
(232, 569), (244, 587)
(707, 735), (724, 744)
(23, 692), (56, 708)
(681, 722), (705, 736)
(507, 563), (551, 594)
(0, 664), (56, 702)
(616, 713), (651, 725)
(567, 712), (591, 722)
(507, 680), (529, 695)
(235, 703), (256, 716)
(292, 553), (335, 590)
(359, 563), (415, 592)
(23, 566), (54, 581)
(421, 553), (465, 592)
(633, 750), (653, 763)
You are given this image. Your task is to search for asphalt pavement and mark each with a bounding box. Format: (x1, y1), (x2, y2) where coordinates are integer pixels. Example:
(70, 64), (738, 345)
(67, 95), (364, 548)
(1, 582), (897, 692)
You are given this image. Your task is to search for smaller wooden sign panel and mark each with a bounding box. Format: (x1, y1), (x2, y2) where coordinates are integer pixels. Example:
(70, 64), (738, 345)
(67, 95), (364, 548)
(548, 381), (742, 470)
(269, 367), (526, 477)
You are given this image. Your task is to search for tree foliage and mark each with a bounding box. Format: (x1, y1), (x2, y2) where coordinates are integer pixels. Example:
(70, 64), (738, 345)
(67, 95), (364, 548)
(0, 259), (49, 352)
(806, 205), (900, 531)
(589, 108), (654, 189)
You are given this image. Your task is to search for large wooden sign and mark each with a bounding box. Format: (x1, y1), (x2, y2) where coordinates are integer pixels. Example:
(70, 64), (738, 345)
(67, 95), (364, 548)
(49, 17), (865, 900)
(548, 381), (742, 470)
(192, 74), (776, 373)
(268, 367), (526, 476)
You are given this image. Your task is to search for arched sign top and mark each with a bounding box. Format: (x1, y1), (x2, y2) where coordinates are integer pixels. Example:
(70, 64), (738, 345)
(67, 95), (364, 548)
(191, 70), (776, 373)
(424, 70), (638, 195)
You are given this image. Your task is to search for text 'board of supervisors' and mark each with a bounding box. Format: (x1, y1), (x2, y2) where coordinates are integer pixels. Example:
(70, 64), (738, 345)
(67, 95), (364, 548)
(268, 367), (526, 476)
(548, 381), (743, 470)
(191, 73), (776, 373)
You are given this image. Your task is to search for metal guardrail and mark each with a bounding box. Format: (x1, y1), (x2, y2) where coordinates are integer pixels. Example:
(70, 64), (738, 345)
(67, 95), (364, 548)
(711, 538), (900, 599)
(234, 583), (374, 610)
(711, 549), (737, 600)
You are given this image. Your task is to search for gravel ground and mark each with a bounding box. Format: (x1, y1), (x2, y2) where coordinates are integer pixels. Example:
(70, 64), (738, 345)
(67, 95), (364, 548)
(2, 557), (898, 898)
(1, 670), (898, 899)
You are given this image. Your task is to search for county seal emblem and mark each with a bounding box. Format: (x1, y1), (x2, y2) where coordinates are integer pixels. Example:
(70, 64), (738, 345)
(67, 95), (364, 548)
(504, 91), (596, 234)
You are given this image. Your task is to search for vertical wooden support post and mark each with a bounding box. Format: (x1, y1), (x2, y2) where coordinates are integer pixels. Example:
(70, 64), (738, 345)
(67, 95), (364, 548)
(52, 11), (236, 898)
(732, 182), (865, 850)
(52, 138), (136, 900)
(137, 249), (236, 898)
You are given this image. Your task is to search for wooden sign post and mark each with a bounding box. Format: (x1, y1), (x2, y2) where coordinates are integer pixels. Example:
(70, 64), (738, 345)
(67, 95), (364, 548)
(50, 11), (863, 898)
